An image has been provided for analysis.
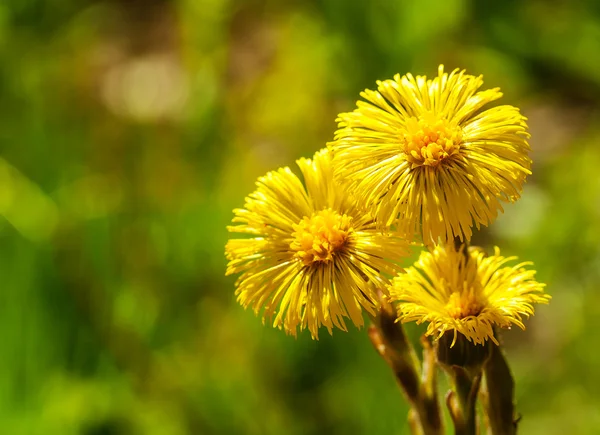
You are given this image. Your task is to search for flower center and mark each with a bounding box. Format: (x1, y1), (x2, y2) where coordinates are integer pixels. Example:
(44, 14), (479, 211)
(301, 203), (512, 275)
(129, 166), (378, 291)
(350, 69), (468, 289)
(290, 209), (352, 266)
(401, 112), (463, 168)
(445, 290), (484, 319)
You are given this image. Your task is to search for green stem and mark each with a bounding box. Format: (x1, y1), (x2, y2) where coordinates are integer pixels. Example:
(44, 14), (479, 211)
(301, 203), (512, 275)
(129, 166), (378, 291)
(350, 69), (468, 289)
(483, 343), (517, 434)
(436, 322), (488, 434)
(420, 336), (443, 433)
(369, 297), (443, 435)
(449, 366), (481, 435)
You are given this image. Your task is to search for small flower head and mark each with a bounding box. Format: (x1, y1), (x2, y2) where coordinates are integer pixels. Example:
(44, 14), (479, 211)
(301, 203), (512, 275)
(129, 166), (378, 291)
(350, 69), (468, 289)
(226, 149), (409, 339)
(329, 65), (531, 243)
(388, 244), (550, 345)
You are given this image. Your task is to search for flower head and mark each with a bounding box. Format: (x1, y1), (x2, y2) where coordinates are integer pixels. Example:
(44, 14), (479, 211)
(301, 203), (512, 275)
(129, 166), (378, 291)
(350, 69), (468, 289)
(226, 149), (409, 339)
(329, 65), (531, 243)
(388, 244), (550, 345)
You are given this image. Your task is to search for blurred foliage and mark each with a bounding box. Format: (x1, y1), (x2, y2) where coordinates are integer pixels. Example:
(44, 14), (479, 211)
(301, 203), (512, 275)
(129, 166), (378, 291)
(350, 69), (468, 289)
(2, 0), (600, 433)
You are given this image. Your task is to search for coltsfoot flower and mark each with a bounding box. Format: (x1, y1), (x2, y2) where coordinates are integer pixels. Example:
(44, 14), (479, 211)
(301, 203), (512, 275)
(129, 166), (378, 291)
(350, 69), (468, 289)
(329, 65), (531, 243)
(226, 149), (410, 339)
(388, 244), (550, 345)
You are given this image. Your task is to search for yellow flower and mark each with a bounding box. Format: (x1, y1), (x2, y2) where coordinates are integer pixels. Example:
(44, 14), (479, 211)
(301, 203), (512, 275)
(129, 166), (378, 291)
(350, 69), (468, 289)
(329, 65), (531, 243)
(388, 244), (550, 345)
(226, 149), (409, 339)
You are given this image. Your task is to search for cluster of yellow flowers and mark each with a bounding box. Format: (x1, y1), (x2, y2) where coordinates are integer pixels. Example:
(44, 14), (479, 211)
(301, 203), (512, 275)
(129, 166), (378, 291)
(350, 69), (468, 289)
(225, 65), (550, 344)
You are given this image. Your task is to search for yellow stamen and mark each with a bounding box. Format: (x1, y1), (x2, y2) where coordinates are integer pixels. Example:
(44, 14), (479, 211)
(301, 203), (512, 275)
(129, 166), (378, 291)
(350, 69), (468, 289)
(402, 111), (462, 168)
(445, 290), (484, 319)
(290, 209), (352, 266)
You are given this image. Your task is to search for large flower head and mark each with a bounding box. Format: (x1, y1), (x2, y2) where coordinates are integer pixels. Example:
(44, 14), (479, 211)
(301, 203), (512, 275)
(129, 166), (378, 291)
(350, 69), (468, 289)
(388, 244), (550, 345)
(226, 149), (409, 339)
(329, 65), (531, 243)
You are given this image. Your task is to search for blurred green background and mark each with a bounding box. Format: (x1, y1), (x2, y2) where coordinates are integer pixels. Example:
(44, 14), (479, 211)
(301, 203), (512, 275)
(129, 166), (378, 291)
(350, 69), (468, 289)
(2, 0), (600, 433)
